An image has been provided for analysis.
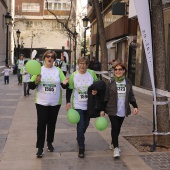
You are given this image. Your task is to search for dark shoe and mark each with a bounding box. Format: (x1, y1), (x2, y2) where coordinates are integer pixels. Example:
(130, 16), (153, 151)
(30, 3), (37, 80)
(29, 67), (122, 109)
(78, 148), (84, 158)
(47, 143), (54, 152)
(36, 148), (43, 158)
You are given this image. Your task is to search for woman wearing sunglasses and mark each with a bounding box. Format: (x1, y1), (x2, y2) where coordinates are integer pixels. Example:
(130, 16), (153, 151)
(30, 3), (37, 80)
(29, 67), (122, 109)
(29, 50), (69, 158)
(101, 63), (138, 158)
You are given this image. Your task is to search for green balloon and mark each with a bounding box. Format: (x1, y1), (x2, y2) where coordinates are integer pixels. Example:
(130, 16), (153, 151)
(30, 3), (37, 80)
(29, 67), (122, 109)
(95, 117), (108, 131)
(25, 60), (41, 75)
(67, 109), (80, 124)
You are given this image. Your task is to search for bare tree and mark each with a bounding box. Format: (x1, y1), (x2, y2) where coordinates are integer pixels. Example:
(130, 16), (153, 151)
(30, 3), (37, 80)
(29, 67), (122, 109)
(151, 0), (170, 144)
(91, 0), (108, 71)
(46, 0), (78, 71)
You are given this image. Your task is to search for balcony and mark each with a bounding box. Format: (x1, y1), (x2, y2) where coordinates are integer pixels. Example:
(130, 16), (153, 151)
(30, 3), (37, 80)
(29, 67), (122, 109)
(91, 16), (137, 45)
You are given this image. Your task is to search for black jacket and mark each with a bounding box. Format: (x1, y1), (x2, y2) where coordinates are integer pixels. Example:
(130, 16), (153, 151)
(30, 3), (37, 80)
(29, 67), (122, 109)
(87, 80), (106, 118)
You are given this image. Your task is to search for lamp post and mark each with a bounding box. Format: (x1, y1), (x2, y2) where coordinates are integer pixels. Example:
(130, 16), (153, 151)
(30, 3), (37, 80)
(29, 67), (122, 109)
(73, 30), (78, 71)
(30, 31), (35, 58)
(82, 16), (89, 57)
(5, 12), (12, 65)
(16, 29), (21, 60)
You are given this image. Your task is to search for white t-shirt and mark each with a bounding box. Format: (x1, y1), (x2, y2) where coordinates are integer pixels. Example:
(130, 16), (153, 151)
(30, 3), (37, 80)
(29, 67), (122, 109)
(116, 79), (126, 117)
(20, 66), (30, 82)
(30, 66), (65, 106)
(61, 61), (67, 72)
(68, 70), (98, 110)
(17, 59), (24, 69)
(2, 68), (12, 76)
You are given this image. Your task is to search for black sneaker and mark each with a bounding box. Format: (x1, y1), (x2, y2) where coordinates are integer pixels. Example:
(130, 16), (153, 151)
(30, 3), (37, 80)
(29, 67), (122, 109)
(78, 148), (84, 158)
(36, 148), (43, 158)
(47, 143), (54, 152)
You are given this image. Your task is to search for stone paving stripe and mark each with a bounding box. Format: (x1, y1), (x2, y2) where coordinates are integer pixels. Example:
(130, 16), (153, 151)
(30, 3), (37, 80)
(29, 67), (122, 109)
(0, 118), (13, 130)
(122, 155), (152, 170)
(0, 130), (9, 135)
(0, 99), (18, 101)
(0, 106), (16, 109)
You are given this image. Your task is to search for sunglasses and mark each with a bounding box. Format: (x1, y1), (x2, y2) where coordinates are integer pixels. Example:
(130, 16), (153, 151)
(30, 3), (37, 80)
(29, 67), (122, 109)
(45, 55), (55, 59)
(114, 68), (123, 71)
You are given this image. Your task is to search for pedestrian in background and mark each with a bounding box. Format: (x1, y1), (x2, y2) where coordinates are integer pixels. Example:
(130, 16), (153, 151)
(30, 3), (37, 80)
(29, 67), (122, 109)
(29, 50), (69, 158)
(16, 54), (24, 85)
(101, 63), (138, 158)
(88, 57), (101, 72)
(66, 57), (98, 158)
(1, 64), (12, 84)
(88, 57), (101, 79)
(20, 60), (30, 96)
(59, 55), (68, 76)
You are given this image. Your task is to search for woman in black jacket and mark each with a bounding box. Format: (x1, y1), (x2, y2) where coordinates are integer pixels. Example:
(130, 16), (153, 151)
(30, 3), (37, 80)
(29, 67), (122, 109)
(101, 63), (138, 158)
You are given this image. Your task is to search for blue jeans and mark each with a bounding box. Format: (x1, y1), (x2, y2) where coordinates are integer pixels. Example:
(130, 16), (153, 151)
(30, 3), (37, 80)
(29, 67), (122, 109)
(76, 109), (90, 149)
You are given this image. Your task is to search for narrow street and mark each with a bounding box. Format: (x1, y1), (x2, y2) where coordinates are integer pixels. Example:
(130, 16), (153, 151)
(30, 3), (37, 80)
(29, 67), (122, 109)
(0, 74), (169, 170)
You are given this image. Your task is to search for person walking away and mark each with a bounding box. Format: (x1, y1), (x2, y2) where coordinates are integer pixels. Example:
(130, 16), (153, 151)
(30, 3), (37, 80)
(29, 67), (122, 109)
(59, 55), (68, 76)
(88, 57), (101, 79)
(20, 60), (30, 96)
(1, 64), (12, 84)
(101, 63), (138, 158)
(66, 57), (98, 158)
(29, 50), (69, 158)
(17, 54), (24, 85)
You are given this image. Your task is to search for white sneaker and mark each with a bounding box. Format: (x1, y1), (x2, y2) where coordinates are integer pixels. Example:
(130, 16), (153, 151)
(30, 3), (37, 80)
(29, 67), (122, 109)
(113, 147), (120, 158)
(110, 144), (121, 152)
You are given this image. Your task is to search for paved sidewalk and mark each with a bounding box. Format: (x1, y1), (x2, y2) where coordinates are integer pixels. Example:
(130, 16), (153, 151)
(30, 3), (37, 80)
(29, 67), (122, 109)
(0, 74), (169, 170)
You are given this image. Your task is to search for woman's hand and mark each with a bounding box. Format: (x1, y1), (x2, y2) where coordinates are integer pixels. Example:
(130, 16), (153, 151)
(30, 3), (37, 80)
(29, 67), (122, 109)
(66, 102), (71, 111)
(100, 111), (105, 117)
(35, 74), (41, 85)
(92, 90), (97, 95)
(132, 108), (138, 115)
(63, 77), (69, 85)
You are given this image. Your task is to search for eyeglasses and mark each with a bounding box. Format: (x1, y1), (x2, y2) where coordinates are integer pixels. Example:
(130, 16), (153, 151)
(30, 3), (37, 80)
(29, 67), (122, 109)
(114, 68), (123, 71)
(45, 55), (54, 59)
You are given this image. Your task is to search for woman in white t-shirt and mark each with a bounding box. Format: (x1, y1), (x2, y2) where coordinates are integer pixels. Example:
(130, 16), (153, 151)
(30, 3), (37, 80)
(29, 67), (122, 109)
(29, 50), (69, 158)
(60, 55), (68, 76)
(101, 63), (138, 158)
(66, 57), (98, 158)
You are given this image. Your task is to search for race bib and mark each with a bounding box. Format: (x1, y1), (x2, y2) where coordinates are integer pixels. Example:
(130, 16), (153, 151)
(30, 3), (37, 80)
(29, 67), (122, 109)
(117, 84), (126, 94)
(42, 84), (56, 94)
(78, 91), (88, 101)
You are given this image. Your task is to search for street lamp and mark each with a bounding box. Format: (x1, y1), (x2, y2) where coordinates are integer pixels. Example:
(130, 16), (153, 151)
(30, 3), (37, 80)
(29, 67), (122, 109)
(82, 16), (89, 57)
(73, 30), (78, 71)
(16, 29), (21, 60)
(5, 12), (12, 65)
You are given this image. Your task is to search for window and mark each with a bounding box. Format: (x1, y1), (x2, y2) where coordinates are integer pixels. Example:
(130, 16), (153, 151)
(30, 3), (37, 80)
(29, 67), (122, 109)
(22, 3), (40, 12)
(44, 1), (70, 10)
(63, 3), (66, 9)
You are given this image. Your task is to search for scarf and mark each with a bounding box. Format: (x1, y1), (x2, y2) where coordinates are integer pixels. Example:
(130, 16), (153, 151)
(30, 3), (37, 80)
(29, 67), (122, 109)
(114, 75), (125, 83)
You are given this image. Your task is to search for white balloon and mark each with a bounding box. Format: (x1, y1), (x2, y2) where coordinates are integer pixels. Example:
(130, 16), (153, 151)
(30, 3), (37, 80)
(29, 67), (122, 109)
(31, 50), (37, 59)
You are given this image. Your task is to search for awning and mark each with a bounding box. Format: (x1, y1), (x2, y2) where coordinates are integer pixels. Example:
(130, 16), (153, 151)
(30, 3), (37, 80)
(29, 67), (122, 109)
(107, 36), (128, 49)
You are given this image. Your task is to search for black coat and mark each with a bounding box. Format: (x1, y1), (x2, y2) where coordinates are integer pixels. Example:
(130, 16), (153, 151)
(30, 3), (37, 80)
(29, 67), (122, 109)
(87, 80), (106, 118)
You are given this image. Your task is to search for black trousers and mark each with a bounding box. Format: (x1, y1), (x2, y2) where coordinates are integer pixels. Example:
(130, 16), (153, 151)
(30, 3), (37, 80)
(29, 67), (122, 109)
(36, 104), (61, 148)
(109, 115), (125, 148)
(4, 76), (9, 84)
